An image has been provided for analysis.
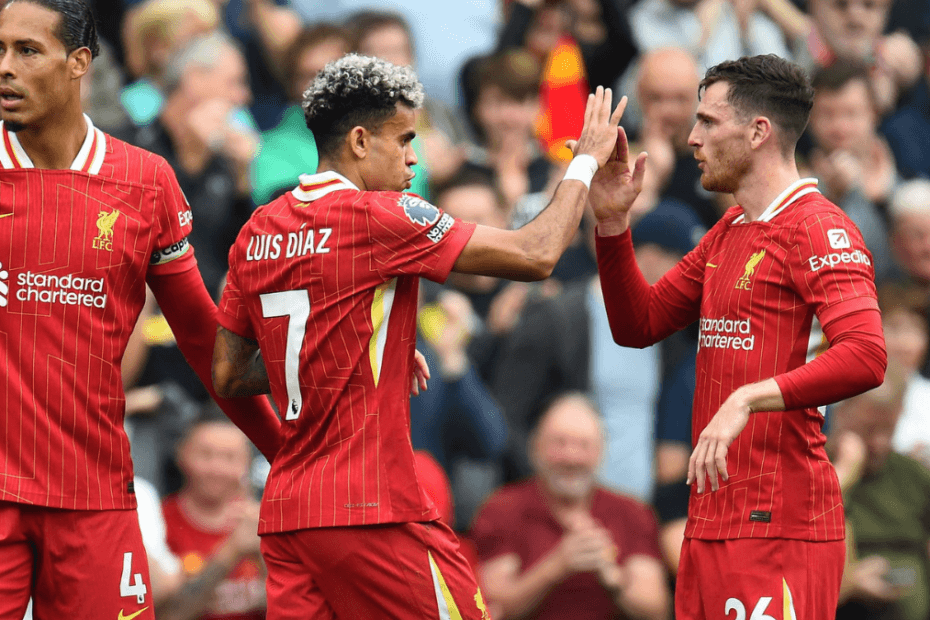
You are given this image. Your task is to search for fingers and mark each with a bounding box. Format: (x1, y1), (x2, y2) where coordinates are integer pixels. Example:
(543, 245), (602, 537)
(631, 151), (648, 194)
(565, 139), (578, 155)
(583, 91), (596, 130)
(609, 95), (628, 126)
(615, 126), (629, 164)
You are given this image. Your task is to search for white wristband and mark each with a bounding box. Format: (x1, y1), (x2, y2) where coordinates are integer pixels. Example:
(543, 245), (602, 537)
(562, 154), (599, 189)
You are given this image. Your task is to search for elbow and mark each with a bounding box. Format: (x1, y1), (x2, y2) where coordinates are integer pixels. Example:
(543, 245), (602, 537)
(212, 363), (235, 399)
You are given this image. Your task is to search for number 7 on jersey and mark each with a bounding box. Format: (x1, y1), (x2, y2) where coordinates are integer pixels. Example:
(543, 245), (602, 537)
(260, 290), (310, 420)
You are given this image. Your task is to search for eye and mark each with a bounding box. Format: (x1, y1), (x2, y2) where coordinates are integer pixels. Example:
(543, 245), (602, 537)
(21, 46), (37, 56)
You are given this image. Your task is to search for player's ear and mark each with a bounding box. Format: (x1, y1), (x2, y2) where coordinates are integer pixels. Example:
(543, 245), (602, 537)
(749, 116), (773, 151)
(348, 126), (370, 160)
(68, 47), (92, 81)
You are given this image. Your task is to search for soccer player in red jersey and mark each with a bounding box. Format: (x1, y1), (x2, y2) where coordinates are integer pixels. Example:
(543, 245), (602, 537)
(590, 54), (887, 620)
(212, 54), (631, 619)
(0, 0), (281, 618)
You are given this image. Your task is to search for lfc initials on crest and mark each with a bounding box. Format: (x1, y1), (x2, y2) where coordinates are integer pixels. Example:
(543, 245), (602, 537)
(93, 209), (121, 251)
(735, 250), (766, 290)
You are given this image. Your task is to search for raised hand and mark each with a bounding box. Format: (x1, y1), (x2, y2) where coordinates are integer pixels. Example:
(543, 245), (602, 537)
(588, 126), (648, 228)
(570, 87), (630, 169)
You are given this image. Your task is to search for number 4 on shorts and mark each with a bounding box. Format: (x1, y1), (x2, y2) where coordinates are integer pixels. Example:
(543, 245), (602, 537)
(120, 551), (148, 604)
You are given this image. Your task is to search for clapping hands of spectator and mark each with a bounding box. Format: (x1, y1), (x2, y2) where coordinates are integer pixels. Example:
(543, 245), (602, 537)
(224, 498), (263, 558)
(555, 512), (621, 580)
(187, 98), (260, 194)
(848, 556), (908, 603)
(810, 148), (863, 200)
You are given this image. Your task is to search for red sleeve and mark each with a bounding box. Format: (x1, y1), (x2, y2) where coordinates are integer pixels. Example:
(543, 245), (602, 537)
(787, 209), (880, 324)
(595, 228), (704, 348)
(367, 193), (476, 283)
(216, 265), (254, 339)
(147, 264), (282, 462)
(774, 308), (886, 410)
(148, 160), (195, 276)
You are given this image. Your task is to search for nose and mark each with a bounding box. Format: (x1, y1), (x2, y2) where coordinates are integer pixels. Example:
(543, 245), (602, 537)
(0, 49), (15, 77)
(687, 122), (701, 148)
(406, 142), (418, 167)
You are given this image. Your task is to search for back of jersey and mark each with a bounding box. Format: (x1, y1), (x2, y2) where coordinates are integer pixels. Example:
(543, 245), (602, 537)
(219, 172), (475, 533)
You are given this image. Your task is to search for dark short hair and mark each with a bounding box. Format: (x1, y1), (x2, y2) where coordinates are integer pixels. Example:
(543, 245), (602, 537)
(282, 23), (349, 99)
(345, 9), (413, 55)
(6, 0), (99, 58)
(472, 49), (542, 103)
(811, 61), (877, 108)
(302, 54), (424, 159)
(431, 168), (499, 208)
(700, 54), (813, 154)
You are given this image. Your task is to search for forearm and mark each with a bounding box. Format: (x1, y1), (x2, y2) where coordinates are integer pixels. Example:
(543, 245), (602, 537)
(515, 179), (589, 278)
(156, 541), (243, 620)
(149, 267), (281, 461)
(774, 310), (886, 410)
(758, 0), (811, 42)
(451, 367), (508, 458)
(595, 229), (692, 347)
(613, 558), (670, 620)
(213, 326), (271, 397)
(494, 552), (565, 620)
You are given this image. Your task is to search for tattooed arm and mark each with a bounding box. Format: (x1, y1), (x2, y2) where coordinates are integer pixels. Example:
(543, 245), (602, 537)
(213, 326), (271, 397)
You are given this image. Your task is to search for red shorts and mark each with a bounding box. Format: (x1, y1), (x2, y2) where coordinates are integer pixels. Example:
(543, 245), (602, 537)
(261, 520), (491, 620)
(676, 537), (845, 620)
(0, 501), (154, 620)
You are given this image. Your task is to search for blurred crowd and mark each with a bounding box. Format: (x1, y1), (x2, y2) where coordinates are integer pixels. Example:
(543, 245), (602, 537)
(83, 0), (930, 616)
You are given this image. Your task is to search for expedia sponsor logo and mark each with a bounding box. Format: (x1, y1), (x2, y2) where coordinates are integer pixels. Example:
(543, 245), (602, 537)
(150, 237), (190, 266)
(14, 271), (107, 308)
(698, 316), (755, 350)
(178, 209), (193, 228)
(427, 213), (453, 243)
(93, 209), (121, 251)
(808, 249), (871, 272)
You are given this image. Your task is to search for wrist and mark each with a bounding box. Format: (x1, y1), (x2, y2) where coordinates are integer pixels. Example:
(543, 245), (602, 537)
(563, 154), (599, 189)
(595, 214), (630, 237)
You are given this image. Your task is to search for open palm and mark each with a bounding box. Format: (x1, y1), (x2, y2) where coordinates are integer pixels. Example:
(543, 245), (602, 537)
(588, 127), (648, 225)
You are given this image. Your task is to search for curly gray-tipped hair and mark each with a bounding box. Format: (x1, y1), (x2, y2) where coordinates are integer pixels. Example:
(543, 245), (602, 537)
(302, 54), (425, 158)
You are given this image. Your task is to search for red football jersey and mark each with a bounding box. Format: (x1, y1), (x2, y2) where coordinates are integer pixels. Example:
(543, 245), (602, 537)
(162, 496), (265, 619)
(652, 179), (878, 541)
(0, 116), (194, 510)
(218, 171), (476, 534)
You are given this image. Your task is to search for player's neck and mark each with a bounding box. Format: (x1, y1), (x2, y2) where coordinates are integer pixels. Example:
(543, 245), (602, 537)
(13, 106), (88, 170)
(733, 159), (802, 222)
(317, 157), (366, 191)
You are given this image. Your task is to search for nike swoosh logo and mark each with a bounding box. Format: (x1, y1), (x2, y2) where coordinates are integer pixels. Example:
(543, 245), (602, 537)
(706, 263), (718, 268)
(118, 607), (149, 620)
(0, 213), (12, 219)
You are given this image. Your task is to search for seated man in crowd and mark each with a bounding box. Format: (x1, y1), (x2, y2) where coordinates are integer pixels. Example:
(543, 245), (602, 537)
(829, 379), (930, 620)
(159, 408), (266, 620)
(469, 393), (670, 620)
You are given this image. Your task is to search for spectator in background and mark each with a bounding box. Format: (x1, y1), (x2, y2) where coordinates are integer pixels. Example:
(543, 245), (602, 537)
(829, 380), (930, 620)
(463, 49), (553, 216)
(411, 288), (509, 530)
(806, 61), (897, 283)
(283, 0), (500, 107)
(492, 201), (703, 499)
(159, 409), (265, 620)
(881, 31), (930, 179)
(783, 0), (923, 114)
(497, 0), (637, 96)
(470, 393), (670, 620)
(889, 179), (930, 287)
(879, 283), (930, 471)
(347, 10), (469, 195)
(629, 47), (724, 229)
(250, 23), (350, 206)
(123, 32), (257, 408)
(628, 0), (790, 72)
(80, 39), (130, 133)
(120, 0), (220, 126)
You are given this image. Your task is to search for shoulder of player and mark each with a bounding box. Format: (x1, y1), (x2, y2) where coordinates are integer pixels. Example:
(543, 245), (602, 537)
(781, 193), (851, 228)
(97, 133), (175, 189)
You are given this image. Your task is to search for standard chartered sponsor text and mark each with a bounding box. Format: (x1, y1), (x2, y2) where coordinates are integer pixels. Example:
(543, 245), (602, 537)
(16, 272), (107, 308)
(699, 317), (754, 350)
